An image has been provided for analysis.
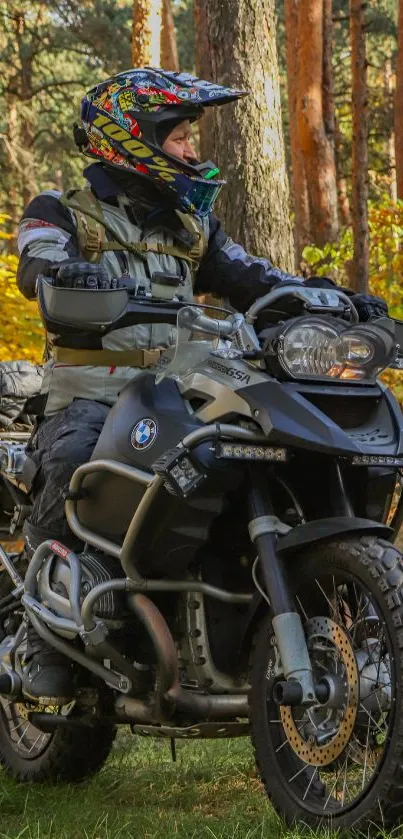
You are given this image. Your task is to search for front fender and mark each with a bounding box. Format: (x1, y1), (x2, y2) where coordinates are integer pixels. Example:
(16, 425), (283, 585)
(239, 516), (392, 664)
(277, 516), (391, 555)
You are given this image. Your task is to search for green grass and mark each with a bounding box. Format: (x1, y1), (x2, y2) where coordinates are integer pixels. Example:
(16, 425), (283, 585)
(0, 732), (399, 839)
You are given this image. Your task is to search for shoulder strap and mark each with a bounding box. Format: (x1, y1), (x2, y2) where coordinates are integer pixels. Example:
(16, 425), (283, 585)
(60, 188), (207, 266)
(60, 188), (106, 264)
(174, 210), (208, 260)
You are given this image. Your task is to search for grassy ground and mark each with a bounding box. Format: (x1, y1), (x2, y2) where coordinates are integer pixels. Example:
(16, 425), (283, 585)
(0, 730), (355, 839)
(1, 730), (400, 839)
(0, 733), (277, 839)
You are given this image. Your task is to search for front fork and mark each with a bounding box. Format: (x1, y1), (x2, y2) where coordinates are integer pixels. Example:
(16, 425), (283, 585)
(248, 472), (324, 707)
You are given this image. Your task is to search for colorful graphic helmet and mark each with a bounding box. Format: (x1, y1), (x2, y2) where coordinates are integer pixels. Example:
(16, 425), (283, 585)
(77, 68), (247, 217)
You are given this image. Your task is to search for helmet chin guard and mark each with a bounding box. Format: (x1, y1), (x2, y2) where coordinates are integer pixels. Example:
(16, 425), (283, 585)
(77, 67), (248, 216)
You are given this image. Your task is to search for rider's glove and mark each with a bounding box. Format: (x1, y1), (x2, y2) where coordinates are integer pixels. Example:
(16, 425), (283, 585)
(303, 276), (336, 290)
(49, 259), (124, 290)
(347, 293), (389, 322)
(304, 277), (388, 321)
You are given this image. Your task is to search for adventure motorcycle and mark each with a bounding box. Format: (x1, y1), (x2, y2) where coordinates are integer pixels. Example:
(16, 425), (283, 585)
(1, 279), (403, 829)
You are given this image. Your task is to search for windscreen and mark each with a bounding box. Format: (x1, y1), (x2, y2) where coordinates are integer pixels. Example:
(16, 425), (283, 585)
(155, 306), (230, 383)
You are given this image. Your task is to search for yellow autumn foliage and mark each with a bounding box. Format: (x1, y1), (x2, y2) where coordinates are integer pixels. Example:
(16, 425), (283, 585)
(0, 215), (44, 363)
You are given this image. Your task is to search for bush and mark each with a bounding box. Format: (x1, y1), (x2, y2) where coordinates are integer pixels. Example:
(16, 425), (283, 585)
(302, 198), (403, 403)
(0, 215), (44, 363)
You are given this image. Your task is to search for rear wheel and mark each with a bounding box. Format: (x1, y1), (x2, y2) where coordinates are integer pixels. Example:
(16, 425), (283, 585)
(250, 536), (403, 830)
(0, 556), (116, 782)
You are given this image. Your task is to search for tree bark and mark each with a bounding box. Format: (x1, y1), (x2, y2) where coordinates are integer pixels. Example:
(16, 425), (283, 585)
(194, 0), (215, 163)
(160, 0), (179, 71)
(132, 0), (162, 66)
(395, 1), (403, 203)
(284, 0), (311, 263)
(334, 116), (352, 227)
(201, 0), (294, 271)
(350, 0), (369, 292)
(296, 0), (339, 247)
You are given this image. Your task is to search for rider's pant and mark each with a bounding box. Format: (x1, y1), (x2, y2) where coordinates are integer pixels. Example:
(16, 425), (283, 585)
(23, 398), (110, 557)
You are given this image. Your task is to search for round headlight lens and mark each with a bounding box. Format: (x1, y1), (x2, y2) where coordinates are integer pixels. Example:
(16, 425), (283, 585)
(281, 323), (345, 377)
(342, 335), (374, 364)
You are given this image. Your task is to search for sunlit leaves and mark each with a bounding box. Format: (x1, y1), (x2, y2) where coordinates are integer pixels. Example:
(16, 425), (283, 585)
(0, 216), (44, 363)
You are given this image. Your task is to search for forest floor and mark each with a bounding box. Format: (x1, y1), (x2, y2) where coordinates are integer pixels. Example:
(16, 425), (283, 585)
(0, 731), (350, 839)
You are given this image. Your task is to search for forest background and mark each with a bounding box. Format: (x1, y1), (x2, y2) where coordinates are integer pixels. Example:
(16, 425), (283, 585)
(0, 0), (402, 395)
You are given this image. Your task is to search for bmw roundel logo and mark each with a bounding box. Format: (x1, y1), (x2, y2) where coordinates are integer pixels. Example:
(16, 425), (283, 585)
(130, 418), (158, 451)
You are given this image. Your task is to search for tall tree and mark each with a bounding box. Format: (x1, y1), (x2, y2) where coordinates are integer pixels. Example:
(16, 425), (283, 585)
(160, 0), (179, 71)
(350, 0), (369, 291)
(132, 0), (162, 66)
(396, 0), (403, 199)
(296, 0), (339, 247)
(0, 0), (131, 243)
(197, 0), (294, 271)
(284, 0), (311, 262)
(194, 0), (214, 162)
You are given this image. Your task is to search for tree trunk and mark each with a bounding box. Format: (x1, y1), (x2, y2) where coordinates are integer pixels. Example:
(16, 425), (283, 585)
(5, 97), (20, 244)
(350, 0), (369, 292)
(335, 116), (352, 226)
(201, 0), (294, 271)
(396, 0), (403, 199)
(284, 0), (311, 264)
(194, 0), (215, 163)
(160, 0), (179, 71)
(322, 0), (336, 155)
(132, 0), (162, 66)
(296, 0), (339, 247)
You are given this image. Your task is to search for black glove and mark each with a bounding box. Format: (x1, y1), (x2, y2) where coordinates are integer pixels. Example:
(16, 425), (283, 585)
(303, 276), (336, 290)
(348, 293), (388, 322)
(50, 259), (123, 290)
(305, 277), (388, 321)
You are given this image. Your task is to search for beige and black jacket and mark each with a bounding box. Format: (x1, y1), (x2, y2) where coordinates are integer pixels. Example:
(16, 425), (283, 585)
(17, 163), (299, 414)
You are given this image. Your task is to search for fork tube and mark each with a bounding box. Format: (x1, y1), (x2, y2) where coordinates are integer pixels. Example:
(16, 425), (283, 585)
(248, 470), (294, 616)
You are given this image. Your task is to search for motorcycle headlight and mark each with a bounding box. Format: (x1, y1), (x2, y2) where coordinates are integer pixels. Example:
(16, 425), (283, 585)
(276, 317), (395, 382)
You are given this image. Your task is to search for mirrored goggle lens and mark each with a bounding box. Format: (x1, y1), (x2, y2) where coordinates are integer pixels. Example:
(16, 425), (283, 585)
(182, 178), (224, 217)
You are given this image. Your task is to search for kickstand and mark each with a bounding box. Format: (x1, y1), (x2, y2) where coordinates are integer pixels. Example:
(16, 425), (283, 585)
(170, 737), (176, 762)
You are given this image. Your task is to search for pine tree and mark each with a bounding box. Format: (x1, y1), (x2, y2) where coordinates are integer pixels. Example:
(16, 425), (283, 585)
(161, 0), (179, 71)
(196, 0), (294, 271)
(132, 0), (163, 66)
(396, 0), (403, 199)
(350, 0), (369, 290)
(295, 0), (339, 247)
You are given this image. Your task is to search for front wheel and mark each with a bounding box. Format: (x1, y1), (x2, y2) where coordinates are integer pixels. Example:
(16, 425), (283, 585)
(250, 536), (403, 830)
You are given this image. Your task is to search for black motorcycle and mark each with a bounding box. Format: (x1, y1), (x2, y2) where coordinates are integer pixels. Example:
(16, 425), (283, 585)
(1, 279), (403, 830)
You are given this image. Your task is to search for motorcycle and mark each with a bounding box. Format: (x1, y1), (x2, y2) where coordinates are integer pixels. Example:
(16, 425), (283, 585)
(1, 278), (403, 829)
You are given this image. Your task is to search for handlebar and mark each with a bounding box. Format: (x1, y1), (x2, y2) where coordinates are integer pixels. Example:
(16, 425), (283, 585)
(245, 284), (359, 324)
(178, 307), (243, 338)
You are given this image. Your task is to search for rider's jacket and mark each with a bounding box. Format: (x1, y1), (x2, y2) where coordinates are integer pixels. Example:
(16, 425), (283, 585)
(17, 163), (298, 414)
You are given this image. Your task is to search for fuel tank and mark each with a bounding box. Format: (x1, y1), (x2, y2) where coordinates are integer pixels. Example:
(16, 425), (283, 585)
(76, 374), (239, 575)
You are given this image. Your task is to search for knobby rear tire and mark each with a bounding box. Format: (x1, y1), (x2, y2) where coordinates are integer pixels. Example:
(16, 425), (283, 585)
(0, 555), (116, 782)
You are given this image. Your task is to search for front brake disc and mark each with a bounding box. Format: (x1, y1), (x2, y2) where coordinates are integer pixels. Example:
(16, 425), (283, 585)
(280, 616), (359, 766)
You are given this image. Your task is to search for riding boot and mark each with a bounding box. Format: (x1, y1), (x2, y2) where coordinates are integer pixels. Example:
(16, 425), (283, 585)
(22, 622), (75, 704)
(21, 522), (77, 704)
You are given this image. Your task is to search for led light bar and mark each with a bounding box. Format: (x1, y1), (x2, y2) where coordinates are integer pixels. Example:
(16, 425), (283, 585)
(216, 443), (288, 462)
(351, 455), (403, 466)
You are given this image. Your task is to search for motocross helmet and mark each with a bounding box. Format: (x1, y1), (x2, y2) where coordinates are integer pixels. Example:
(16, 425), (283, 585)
(76, 68), (247, 217)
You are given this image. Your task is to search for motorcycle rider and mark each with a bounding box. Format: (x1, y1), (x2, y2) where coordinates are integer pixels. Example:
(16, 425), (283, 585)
(17, 67), (388, 703)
